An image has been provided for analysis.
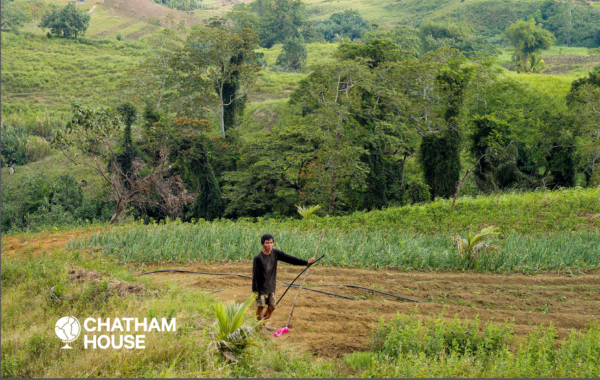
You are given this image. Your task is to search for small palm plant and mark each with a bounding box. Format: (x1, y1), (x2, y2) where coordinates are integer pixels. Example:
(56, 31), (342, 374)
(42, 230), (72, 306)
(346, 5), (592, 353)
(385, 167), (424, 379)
(453, 226), (500, 268)
(516, 53), (546, 74)
(296, 204), (321, 219)
(208, 293), (263, 362)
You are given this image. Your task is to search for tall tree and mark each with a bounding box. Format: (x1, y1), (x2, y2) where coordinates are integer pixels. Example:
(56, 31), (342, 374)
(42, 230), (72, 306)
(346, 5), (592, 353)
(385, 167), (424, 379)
(167, 117), (224, 221)
(174, 26), (260, 138)
(115, 102), (139, 180)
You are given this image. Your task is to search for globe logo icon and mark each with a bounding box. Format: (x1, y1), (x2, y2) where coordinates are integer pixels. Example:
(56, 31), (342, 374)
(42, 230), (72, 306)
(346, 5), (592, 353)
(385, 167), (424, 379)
(55, 317), (81, 349)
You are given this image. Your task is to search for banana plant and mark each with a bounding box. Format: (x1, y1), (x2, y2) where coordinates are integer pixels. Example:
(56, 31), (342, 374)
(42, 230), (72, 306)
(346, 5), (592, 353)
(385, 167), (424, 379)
(296, 204), (322, 219)
(516, 53), (546, 74)
(453, 226), (500, 267)
(208, 293), (262, 361)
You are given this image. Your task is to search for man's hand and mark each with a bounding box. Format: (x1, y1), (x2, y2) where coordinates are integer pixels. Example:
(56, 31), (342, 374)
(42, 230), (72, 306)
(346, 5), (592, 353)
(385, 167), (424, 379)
(308, 258), (316, 265)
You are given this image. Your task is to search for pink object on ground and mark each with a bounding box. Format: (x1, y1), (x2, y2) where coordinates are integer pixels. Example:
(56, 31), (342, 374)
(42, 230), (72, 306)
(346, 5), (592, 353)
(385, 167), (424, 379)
(273, 327), (289, 337)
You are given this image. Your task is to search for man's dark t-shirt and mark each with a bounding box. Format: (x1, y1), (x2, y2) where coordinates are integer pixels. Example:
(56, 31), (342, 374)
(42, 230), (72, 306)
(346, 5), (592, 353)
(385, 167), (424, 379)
(252, 249), (308, 295)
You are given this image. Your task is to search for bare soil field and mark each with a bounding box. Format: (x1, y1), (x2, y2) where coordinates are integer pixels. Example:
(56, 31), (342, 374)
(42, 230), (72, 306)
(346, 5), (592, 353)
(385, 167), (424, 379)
(102, 0), (200, 27)
(143, 262), (600, 358)
(543, 54), (599, 75)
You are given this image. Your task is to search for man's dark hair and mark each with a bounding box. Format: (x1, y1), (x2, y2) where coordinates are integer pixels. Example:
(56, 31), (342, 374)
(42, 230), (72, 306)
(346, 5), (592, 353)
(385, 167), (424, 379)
(261, 234), (274, 244)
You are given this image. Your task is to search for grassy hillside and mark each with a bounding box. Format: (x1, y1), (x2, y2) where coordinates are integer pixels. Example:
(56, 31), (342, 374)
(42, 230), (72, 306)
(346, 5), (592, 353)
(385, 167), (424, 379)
(1, 32), (148, 113)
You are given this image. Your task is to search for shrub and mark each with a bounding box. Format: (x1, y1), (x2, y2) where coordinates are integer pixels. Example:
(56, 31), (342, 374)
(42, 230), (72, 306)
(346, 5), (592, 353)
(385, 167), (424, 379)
(371, 313), (513, 358)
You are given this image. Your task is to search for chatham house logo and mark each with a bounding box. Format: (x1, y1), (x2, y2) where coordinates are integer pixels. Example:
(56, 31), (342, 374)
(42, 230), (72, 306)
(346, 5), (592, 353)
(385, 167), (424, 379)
(55, 316), (81, 349)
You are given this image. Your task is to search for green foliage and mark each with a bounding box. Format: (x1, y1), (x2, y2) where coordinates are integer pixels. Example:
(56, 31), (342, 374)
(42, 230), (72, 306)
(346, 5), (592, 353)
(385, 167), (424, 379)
(275, 36), (308, 71)
(295, 204), (321, 219)
(314, 9), (370, 42)
(166, 119), (224, 221)
(1, 0), (29, 32)
(539, 0), (600, 48)
(333, 38), (407, 68)
(515, 52), (547, 73)
(364, 318), (599, 377)
(174, 26), (261, 138)
(364, 25), (421, 56)
(114, 102), (139, 179)
(453, 225), (500, 268)
(1, 173), (110, 233)
(39, 2), (90, 38)
(419, 130), (462, 200)
(74, 187), (600, 272)
(152, 0), (204, 11)
(470, 115), (522, 192)
(252, 0), (309, 48)
(419, 20), (498, 57)
(372, 313), (513, 358)
(209, 293), (262, 361)
(502, 19), (556, 62)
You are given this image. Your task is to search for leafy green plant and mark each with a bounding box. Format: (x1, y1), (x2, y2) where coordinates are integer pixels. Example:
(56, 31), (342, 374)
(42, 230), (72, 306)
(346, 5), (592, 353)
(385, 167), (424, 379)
(516, 53), (546, 74)
(295, 204), (321, 219)
(453, 226), (500, 267)
(208, 293), (262, 362)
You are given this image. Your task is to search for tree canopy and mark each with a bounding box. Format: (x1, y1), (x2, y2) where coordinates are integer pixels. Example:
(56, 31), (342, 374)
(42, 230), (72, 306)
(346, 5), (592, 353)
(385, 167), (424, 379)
(39, 1), (90, 38)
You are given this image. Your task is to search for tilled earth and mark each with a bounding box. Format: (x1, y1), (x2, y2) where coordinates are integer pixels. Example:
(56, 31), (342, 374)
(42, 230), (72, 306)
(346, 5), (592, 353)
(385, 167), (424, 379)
(141, 262), (600, 358)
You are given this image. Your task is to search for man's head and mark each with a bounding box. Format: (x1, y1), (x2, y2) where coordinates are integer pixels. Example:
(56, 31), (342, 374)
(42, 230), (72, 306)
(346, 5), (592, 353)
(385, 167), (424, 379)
(261, 234), (274, 254)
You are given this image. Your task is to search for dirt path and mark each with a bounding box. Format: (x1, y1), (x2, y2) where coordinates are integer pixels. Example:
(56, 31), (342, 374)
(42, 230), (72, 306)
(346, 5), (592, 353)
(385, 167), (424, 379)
(141, 262), (600, 358)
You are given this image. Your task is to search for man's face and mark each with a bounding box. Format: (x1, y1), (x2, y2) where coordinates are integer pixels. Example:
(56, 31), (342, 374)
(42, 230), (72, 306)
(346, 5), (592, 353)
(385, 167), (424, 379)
(261, 238), (274, 253)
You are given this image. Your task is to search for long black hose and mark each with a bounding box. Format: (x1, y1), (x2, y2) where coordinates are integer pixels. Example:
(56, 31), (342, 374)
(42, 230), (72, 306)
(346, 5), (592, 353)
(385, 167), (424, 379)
(136, 266), (420, 303)
(275, 254), (325, 305)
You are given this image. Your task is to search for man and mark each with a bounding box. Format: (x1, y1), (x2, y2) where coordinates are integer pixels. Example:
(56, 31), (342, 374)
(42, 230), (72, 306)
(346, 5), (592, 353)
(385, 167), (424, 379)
(252, 234), (315, 331)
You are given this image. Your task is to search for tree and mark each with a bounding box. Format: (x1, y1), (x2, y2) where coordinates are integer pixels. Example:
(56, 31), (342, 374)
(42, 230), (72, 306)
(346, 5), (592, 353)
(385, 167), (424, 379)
(364, 25), (421, 56)
(314, 9), (370, 42)
(121, 28), (182, 118)
(502, 19), (556, 62)
(289, 62), (371, 215)
(222, 123), (321, 218)
(1, 0), (28, 32)
(469, 115), (522, 192)
(251, 0), (309, 48)
(275, 36), (307, 71)
(166, 117), (224, 221)
(174, 26), (260, 138)
(39, 1), (90, 38)
(51, 102), (194, 224)
(334, 38), (408, 69)
(114, 102), (139, 180)
(419, 21), (498, 57)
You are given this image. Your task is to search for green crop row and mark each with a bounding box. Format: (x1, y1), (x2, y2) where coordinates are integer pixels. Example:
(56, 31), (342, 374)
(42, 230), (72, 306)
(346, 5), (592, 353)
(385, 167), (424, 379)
(72, 220), (600, 272)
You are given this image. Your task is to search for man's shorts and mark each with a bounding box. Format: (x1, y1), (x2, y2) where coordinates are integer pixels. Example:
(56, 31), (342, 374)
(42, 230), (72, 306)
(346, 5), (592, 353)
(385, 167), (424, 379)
(256, 292), (276, 307)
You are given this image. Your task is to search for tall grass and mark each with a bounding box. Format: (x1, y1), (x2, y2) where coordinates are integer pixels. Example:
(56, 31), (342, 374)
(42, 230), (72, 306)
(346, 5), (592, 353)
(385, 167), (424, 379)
(71, 221), (600, 272)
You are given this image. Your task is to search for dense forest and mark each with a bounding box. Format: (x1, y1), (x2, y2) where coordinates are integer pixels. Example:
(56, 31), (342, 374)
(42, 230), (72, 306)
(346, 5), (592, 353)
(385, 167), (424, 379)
(1, 0), (599, 233)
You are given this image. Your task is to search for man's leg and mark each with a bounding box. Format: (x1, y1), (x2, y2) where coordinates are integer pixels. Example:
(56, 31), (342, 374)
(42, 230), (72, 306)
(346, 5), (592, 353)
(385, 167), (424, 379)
(264, 305), (276, 320)
(256, 294), (266, 321)
(261, 293), (278, 331)
(256, 306), (265, 321)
